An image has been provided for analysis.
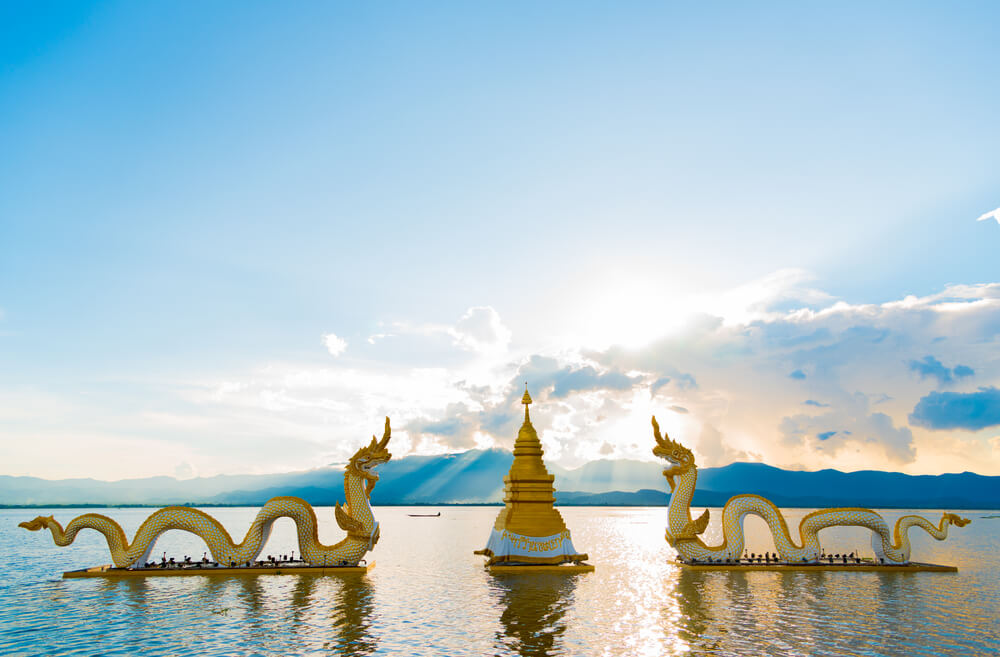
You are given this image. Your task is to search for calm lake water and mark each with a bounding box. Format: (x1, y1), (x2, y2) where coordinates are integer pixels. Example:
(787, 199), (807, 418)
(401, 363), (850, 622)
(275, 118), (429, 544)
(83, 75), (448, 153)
(0, 506), (997, 656)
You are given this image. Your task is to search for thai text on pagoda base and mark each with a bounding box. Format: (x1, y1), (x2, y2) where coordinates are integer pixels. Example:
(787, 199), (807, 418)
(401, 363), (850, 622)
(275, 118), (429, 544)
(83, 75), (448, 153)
(500, 530), (572, 552)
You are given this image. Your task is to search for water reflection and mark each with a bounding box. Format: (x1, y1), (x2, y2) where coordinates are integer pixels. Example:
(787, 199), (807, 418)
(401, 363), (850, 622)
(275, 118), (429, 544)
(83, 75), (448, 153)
(89, 573), (378, 656)
(230, 574), (378, 655)
(490, 573), (579, 657)
(327, 575), (377, 656)
(671, 569), (739, 655)
(669, 567), (966, 656)
(670, 568), (705, 647)
(115, 576), (153, 614)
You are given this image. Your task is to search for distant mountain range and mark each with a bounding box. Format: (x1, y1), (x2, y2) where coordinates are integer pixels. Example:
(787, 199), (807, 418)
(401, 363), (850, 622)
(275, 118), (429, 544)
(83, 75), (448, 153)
(2, 448), (998, 509)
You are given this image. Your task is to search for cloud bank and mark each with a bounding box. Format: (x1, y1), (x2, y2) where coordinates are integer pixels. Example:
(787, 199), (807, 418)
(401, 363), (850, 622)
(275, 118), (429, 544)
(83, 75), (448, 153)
(3, 279), (999, 479)
(213, 279), (997, 475)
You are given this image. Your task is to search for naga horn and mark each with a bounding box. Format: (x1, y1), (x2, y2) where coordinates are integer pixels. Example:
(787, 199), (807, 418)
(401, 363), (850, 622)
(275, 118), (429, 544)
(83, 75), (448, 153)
(379, 416), (391, 448)
(652, 416), (666, 445)
(652, 416), (680, 450)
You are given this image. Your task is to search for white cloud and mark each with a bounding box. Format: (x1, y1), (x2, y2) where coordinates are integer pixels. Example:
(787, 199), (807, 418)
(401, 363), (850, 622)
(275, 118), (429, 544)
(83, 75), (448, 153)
(449, 306), (512, 354)
(174, 461), (197, 479)
(554, 267), (836, 350)
(780, 393), (916, 463)
(976, 207), (1000, 224)
(322, 333), (347, 356)
(362, 306), (512, 362)
(713, 268), (834, 325)
(367, 332), (393, 344)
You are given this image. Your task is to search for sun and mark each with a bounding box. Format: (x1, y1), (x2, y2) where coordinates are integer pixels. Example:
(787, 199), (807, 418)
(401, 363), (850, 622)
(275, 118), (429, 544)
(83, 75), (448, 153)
(569, 274), (701, 349)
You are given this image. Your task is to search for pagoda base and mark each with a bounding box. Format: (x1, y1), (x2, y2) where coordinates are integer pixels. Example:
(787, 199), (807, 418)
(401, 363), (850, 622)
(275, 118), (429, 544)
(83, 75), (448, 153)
(677, 561), (956, 573)
(488, 563), (595, 574)
(62, 562), (375, 579)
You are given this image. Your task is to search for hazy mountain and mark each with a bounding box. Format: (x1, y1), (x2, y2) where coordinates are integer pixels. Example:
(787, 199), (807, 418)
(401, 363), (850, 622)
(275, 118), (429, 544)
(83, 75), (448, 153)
(552, 459), (666, 493)
(556, 489), (670, 506)
(2, 449), (998, 508)
(695, 462), (1000, 508)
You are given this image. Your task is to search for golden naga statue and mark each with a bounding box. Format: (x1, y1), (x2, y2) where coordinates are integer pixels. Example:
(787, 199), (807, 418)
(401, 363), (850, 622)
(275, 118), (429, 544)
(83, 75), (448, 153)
(650, 417), (970, 564)
(20, 419), (393, 569)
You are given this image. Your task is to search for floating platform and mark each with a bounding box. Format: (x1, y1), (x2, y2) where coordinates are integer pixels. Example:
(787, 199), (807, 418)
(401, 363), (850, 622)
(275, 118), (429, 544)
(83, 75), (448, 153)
(63, 562), (375, 579)
(488, 563), (595, 574)
(678, 561), (956, 573)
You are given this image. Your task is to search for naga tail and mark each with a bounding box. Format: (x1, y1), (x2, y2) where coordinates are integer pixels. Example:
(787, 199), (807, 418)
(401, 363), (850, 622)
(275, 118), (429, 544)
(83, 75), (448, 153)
(21, 513), (134, 567)
(944, 512), (971, 528)
(19, 516), (55, 531)
(19, 516), (66, 543)
(884, 511), (972, 563)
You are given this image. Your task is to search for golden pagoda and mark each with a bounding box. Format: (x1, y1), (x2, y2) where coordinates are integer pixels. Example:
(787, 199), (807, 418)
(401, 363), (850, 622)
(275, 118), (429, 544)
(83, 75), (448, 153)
(475, 386), (593, 572)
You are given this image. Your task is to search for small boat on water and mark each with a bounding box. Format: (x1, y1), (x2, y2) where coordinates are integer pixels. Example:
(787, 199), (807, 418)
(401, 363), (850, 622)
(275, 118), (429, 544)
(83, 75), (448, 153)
(408, 512), (441, 517)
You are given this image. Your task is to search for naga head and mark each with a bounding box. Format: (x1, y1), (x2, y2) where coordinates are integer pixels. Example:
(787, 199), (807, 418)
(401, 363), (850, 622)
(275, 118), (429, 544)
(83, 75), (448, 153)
(19, 515), (57, 532)
(651, 416), (695, 488)
(348, 417), (393, 477)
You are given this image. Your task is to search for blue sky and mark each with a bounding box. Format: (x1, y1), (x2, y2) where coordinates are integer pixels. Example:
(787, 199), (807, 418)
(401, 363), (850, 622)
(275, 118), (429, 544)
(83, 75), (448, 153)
(1, 2), (998, 479)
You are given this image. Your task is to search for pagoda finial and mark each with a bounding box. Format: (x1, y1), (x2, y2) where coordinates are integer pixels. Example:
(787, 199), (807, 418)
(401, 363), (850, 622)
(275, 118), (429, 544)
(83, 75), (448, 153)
(521, 383), (532, 423)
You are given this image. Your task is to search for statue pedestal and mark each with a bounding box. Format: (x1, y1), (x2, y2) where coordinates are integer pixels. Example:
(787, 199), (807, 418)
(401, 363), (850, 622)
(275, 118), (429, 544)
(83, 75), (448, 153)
(488, 563), (595, 573)
(677, 561), (956, 572)
(62, 562), (376, 578)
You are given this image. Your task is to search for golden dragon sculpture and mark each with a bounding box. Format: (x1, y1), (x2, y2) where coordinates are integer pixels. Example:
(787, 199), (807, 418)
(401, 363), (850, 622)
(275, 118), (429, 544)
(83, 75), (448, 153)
(20, 419), (393, 568)
(650, 416), (970, 564)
